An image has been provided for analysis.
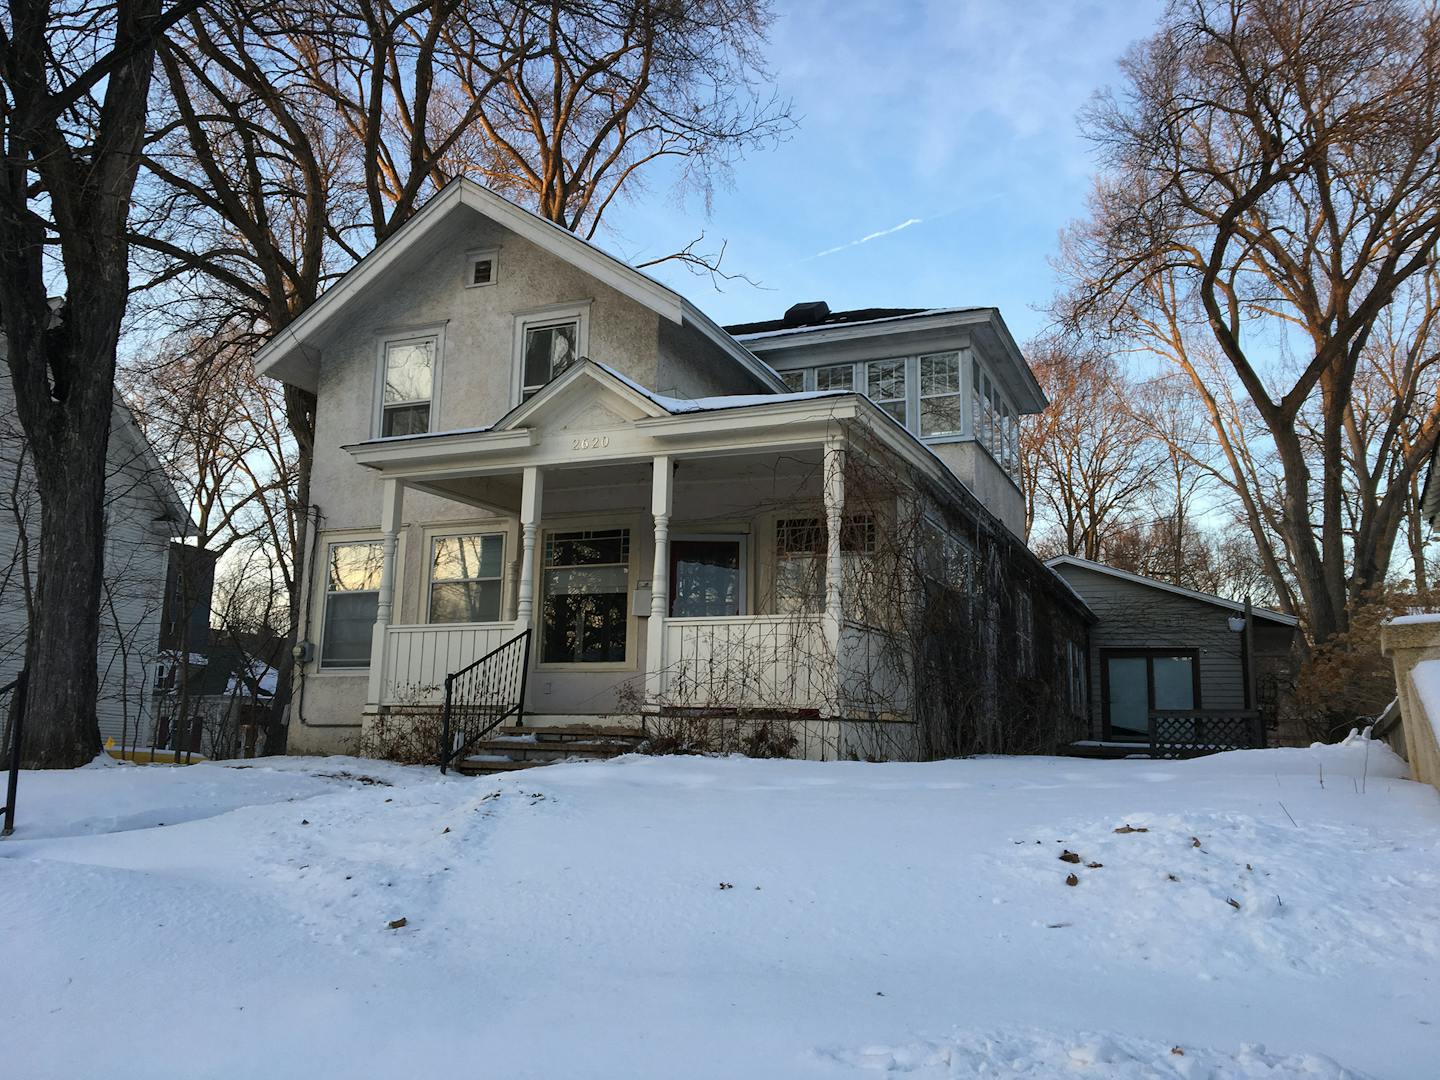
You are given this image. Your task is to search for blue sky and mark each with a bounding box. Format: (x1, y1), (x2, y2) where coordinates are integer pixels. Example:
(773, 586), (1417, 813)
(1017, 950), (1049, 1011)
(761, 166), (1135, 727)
(602, 0), (1164, 342)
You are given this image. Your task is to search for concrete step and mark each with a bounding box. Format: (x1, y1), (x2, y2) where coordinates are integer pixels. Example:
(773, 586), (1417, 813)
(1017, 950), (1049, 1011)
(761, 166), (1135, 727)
(492, 723), (646, 741)
(472, 739), (640, 762)
(455, 757), (551, 775)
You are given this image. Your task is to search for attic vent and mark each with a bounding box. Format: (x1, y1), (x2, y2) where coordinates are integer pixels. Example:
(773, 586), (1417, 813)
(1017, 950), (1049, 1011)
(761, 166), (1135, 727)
(466, 249), (499, 288)
(782, 301), (830, 327)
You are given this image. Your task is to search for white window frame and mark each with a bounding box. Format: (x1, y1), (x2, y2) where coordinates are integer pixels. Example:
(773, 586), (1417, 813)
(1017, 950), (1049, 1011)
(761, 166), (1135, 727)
(318, 536), (387, 672)
(425, 531), (507, 624)
(918, 351), (964, 438)
(865, 358), (908, 427)
(373, 324), (445, 438)
(512, 300), (592, 405)
(814, 362), (857, 393)
(464, 247), (500, 289)
(777, 368), (808, 392)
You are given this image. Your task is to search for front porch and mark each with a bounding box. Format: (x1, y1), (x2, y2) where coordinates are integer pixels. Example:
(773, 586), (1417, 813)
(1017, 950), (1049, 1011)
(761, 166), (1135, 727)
(346, 363), (916, 755)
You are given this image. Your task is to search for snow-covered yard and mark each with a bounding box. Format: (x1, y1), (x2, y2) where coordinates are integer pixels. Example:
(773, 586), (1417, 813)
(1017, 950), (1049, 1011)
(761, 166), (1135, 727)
(1, 739), (1437, 1079)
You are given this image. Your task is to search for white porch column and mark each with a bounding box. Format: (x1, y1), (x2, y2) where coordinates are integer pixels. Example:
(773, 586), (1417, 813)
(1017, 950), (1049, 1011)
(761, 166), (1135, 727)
(822, 438), (846, 719)
(502, 558), (519, 621)
(366, 477), (406, 707)
(514, 466), (544, 632)
(646, 455), (673, 705)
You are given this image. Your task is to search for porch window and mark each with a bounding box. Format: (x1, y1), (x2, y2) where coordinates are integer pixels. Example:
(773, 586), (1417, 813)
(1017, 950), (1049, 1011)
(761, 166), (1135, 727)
(380, 335), (437, 436)
(815, 363), (854, 392)
(866, 359), (907, 425)
(428, 533), (504, 623)
(321, 540), (384, 668)
(773, 515), (876, 614)
(670, 536), (745, 617)
(541, 528), (630, 663)
(522, 319), (579, 399)
(919, 352), (962, 436)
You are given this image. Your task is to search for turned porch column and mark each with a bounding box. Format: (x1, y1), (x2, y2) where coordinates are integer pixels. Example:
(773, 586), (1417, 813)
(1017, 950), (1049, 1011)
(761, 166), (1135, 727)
(645, 455), (673, 705)
(821, 439), (846, 718)
(366, 477), (406, 707)
(514, 466), (544, 632)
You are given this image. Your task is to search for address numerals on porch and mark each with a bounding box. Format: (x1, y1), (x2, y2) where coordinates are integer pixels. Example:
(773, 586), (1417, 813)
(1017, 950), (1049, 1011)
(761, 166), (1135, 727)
(571, 435), (611, 450)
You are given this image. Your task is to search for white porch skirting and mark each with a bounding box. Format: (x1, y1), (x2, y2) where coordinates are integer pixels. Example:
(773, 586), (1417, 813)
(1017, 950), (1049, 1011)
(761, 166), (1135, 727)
(382, 621), (517, 705)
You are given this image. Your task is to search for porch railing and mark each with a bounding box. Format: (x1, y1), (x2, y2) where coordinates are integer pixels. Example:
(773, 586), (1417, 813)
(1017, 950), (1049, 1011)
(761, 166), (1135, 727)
(383, 621), (516, 704)
(439, 629), (531, 774)
(660, 615), (830, 711)
(1148, 710), (1265, 759)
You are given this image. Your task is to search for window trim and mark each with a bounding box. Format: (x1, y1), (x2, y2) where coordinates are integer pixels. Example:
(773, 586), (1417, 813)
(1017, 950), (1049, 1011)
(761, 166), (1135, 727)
(425, 530), (508, 624)
(814, 361), (857, 393)
(373, 324), (446, 439)
(865, 357), (908, 427)
(511, 300), (592, 405)
(464, 247), (500, 289)
(317, 536), (389, 673)
(918, 351), (964, 438)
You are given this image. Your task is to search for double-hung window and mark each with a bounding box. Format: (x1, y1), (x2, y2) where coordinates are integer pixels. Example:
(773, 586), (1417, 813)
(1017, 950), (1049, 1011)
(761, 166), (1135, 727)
(516, 303), (589, 401)
(379, 335), (438, 436)
(867, 359), (907, 425)
(919, 352), (962, 436)
(541, 529), (630, 663)
(429, 534), (504, 623)
(322, 541), (384, 668)
(779, 369), (807, 392)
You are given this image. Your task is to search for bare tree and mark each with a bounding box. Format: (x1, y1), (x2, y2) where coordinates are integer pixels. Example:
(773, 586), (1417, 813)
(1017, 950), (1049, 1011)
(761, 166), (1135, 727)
(1020, 336), (1157, 560)
(1057, 0), (1440, 646)
(0, 0), (201, 766)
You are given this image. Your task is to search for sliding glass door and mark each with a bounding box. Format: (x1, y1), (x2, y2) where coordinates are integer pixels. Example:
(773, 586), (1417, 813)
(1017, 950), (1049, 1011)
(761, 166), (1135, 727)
(1102, 650), (1200, 740)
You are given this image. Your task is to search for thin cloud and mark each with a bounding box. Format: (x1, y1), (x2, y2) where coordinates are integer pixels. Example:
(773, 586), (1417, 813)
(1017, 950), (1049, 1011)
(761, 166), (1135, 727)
(807, 217), (924, 260)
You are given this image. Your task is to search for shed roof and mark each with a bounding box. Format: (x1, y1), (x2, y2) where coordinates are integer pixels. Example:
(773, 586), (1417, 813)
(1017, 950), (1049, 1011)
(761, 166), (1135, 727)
(1045, 556), (1299, 627)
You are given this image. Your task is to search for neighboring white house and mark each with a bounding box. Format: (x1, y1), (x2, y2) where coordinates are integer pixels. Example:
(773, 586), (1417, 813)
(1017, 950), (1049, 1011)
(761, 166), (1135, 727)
(0, 347), (192, 752)
(257, 179), (1093, 763)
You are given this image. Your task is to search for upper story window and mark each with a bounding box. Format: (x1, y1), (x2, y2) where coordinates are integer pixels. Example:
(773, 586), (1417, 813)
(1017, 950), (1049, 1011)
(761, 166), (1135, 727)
(919, 352), (962, 436)
(779, 369), (806, 392)
(866, 359), (907, 426)
(515, 302), (590, 402)
(466, 248), (499, 288)
(815, 363), (854, 392)
(379, 333), (439, 437)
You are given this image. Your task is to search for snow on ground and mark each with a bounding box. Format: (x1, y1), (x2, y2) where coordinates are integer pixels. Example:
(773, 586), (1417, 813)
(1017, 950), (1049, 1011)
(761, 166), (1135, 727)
(1, 742), (1437, 1079)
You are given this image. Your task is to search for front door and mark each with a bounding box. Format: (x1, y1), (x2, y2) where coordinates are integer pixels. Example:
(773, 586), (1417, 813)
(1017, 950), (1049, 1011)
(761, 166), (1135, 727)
(669, 536), (745, 617)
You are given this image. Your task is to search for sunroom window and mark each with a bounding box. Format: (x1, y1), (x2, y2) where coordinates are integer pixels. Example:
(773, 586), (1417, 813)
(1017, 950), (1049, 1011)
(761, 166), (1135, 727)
(867, 359), (907, 426)
(541, 529), (630, 663)
(814, 363), (854, 392)
(322, 541), (384, 668)
(380, 336), (436, 436)
(429, 534), (504, 623)
(919, 352), (962, 436)
(780, 369), (807, 392)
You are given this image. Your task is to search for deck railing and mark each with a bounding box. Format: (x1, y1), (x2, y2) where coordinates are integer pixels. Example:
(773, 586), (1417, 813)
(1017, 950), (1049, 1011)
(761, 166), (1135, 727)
(660, 615), (830, 711)
(439, 629), (531, 774)
(1148, 710), (1265, 758)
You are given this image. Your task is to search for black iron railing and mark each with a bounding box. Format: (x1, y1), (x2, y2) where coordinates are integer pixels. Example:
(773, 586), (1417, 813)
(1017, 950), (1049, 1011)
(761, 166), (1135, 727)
(1149, 710), (1265, 759)
(439, 629), (531, 774)
(1, 668), (29, 837)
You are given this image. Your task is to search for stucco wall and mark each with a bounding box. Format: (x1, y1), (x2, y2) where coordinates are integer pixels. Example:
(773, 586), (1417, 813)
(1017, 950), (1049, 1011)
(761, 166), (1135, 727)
(928, 441), (1024, 537)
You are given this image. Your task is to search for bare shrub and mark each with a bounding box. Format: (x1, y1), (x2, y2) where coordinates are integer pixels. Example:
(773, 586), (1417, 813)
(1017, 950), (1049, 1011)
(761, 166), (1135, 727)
(358, 685), (443, 765)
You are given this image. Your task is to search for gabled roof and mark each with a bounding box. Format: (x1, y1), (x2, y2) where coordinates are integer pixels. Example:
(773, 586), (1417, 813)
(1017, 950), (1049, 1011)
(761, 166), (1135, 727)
(254, 178), (787, 394)
(1045, 555), (1299, 627)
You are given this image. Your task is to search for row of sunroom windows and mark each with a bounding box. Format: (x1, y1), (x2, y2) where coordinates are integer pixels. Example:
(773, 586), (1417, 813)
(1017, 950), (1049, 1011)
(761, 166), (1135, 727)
(776, 353), (1021, 479)
(319, 518), (879, 669)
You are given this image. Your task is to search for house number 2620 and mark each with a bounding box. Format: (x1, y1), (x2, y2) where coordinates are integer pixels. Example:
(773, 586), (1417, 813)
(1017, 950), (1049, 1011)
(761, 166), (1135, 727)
(572, 435), (610, 450)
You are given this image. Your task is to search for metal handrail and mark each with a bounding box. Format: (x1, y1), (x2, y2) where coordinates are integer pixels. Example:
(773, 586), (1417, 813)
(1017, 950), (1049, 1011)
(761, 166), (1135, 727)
(1, 668), (29, 837)
(439, 629), (531, 774)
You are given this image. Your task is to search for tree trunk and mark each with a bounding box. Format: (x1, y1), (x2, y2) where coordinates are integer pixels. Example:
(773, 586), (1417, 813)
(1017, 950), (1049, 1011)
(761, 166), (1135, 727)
(19, 400), (111, 767)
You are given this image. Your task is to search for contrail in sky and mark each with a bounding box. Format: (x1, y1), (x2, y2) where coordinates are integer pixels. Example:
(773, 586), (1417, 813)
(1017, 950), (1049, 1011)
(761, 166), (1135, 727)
(807, 217), (924, 260)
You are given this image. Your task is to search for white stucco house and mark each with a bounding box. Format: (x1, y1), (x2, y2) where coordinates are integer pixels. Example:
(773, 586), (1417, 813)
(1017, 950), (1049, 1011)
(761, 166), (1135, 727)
(258, 179), (1093, 765)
